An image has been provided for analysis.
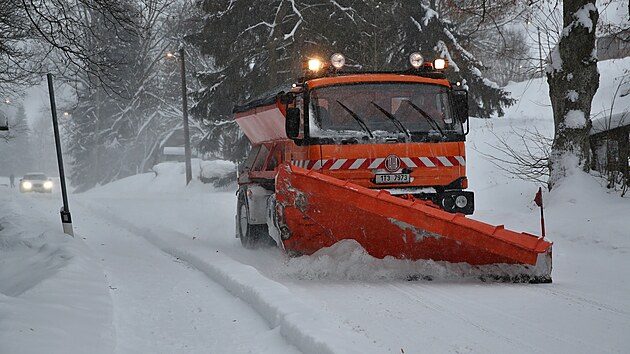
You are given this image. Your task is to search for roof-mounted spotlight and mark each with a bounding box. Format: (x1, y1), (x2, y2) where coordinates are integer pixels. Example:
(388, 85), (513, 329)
(307, 58), (323, 72)
(330, 53), (345, 69)
(434, 58), (448, 70)
(409, 53), (424, 69)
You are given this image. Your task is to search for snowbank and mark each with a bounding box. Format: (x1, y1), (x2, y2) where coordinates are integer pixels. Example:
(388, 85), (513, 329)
(0, 193), (114, 354)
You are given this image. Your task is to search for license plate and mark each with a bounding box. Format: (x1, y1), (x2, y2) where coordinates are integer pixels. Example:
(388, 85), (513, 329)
(375, 173), (410, 184)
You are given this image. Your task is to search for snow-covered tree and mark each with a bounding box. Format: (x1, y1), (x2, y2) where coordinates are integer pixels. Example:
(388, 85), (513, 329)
(65, 0), (194, 191)
(0, 0), (141, 97)
(188, 1), (514, 161)
(0, 103), (33, 175)
(0, 1), (37, 96)
(546, 1), (599, 189)
(65, 0), (144, 190)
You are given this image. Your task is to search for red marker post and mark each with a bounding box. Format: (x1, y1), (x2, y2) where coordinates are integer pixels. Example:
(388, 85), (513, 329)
(534, 187), (545, 238)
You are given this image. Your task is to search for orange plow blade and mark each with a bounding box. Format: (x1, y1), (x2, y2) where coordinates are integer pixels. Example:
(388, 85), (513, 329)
(273, 163), (552, 283)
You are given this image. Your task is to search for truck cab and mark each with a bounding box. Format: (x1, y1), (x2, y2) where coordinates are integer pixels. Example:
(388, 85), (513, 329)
(235, 53), (473, 247)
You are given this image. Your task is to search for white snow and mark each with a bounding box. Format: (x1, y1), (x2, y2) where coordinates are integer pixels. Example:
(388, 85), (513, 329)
(199, 159), (235, 180)
(564, 109), (586, 128)
(1, 58), (630, 354)
(574, 3), (598, 33)
(561, 3), (597, 38)
(547, 45), (563, 73)
(591, 111), (630, 134)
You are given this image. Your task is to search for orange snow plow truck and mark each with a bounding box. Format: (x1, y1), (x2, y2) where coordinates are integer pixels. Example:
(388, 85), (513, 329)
(234, 53), (552, 283)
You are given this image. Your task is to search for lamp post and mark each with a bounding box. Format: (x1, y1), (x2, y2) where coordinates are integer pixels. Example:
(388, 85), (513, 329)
(167, 46), (193, 185)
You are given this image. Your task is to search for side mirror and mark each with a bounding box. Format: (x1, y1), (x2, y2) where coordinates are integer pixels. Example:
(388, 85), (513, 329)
(285, 108), (300, 139)
(279, 93), (294, 105)
(452, 89), (468, 123)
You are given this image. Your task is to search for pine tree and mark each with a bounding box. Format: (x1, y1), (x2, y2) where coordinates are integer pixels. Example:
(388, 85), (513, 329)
(188, 1), (515, 161)
(67, 0), (185, 191)
(67, 0), (145, 191)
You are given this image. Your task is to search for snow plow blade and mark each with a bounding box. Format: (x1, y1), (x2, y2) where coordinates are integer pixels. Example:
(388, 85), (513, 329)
(274, 163), (552, 283)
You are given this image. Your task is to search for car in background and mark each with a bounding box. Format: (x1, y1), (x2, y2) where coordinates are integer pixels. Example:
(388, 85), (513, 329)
(19, 173), (53, 193)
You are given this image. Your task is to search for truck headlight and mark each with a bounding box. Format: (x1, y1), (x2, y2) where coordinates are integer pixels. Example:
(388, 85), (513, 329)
(455, 195), (468, 208)
(44, 181), (53, 189)
(22, 181), (32, 190)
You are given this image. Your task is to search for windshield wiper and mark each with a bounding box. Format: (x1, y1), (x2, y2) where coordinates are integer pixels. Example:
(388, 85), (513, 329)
(336, 100), (373, 138)
(370, 101), (410, 137)
(404, 100), (445, 136)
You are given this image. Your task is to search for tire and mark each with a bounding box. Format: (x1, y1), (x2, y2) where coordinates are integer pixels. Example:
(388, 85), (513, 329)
(236, 189), (273, 249)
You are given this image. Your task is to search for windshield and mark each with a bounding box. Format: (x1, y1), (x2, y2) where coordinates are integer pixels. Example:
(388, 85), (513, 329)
(24, 174), (47, 180)
(308, 82), (463, 140)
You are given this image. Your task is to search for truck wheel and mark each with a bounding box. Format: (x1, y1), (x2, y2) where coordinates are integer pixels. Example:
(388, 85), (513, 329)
(237, 191), (272, 249)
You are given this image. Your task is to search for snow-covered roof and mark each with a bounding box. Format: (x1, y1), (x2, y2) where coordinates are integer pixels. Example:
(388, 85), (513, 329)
(590, 112), (630, 135)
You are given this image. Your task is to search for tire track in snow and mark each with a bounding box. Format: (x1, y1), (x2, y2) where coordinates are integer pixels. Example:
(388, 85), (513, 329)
(78, 200), (389, 354)
(386, 283), (544, 353)
(390, 282), (613, 354)
(524, 286), (630, 318)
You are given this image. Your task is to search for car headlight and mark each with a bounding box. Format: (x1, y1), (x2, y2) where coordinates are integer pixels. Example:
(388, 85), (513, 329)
(22, 181), (32, 189)
(44, 181), (53, 189)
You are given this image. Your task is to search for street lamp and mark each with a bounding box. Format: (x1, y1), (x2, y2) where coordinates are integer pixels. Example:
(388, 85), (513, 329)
(166, 46), (193, 185)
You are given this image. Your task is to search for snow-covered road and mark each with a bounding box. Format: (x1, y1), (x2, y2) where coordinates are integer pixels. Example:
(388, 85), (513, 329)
(7, 162), (627, 354)
(2, 58), (629, 353)
(78, 183), (629, 354)
(3, 153), (630, 354)
(74, 199), (302, 354)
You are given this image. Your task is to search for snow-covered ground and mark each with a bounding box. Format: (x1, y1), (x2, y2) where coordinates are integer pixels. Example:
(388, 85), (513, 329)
(1, 58), (629, 354)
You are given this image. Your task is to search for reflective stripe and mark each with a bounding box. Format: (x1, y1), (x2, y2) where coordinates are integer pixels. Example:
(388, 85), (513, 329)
(312, 160), (328, 170)
(292, 156), (464, 170)
(369, 158), (384, 169)
(437, 156), (453, 167)
(349, 158), (366, 169)
(401, 157), (417, 168)
(331, 159), (347, 170)
(419, 157), (435, 167)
